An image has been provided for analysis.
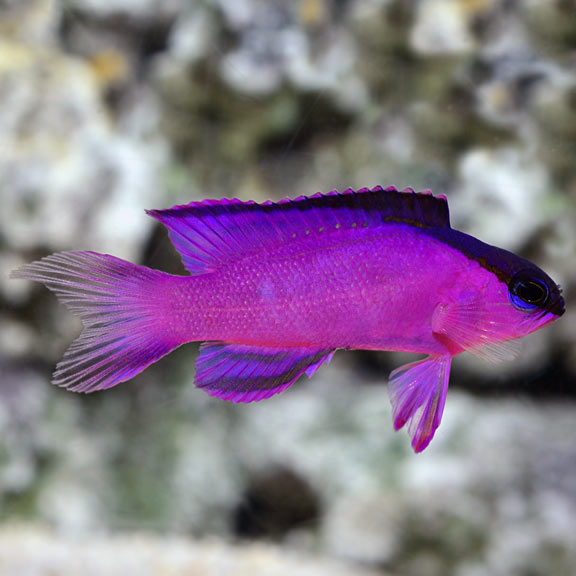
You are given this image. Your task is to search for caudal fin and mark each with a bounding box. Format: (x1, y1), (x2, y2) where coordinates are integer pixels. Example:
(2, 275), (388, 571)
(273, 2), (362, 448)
(11, 251), (182, 392)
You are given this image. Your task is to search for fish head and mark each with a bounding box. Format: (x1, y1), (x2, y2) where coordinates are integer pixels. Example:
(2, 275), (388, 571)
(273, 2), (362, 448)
(432, 230), (565, 357)
(465, 251), (565, 349)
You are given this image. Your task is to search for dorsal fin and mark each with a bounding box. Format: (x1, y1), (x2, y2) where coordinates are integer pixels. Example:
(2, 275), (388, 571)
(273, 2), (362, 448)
(147, 186), (450, 275)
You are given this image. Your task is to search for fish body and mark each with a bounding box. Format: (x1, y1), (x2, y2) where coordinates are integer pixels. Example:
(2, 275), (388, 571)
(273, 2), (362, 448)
(11, 187), (565, 452)
(169, 226), (470, 353)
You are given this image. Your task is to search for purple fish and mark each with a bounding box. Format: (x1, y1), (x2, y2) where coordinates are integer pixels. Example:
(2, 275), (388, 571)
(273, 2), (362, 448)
(11, 187), (565, 452)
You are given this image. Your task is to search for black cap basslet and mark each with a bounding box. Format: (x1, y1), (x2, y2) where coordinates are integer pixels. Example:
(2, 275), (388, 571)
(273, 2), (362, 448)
(11, 186), (565, 452)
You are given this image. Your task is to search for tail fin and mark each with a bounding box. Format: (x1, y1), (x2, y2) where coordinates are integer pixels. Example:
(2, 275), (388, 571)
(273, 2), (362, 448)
(11, 251), (183, 392)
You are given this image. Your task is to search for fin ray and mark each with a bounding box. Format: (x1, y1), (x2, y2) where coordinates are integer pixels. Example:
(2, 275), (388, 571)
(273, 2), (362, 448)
(432, 298), (522, 363)
(147, 187), (450, 275)
(388, 355), (451, 453)
(195, 343), (335, 403)
(11, 252), (182, 392)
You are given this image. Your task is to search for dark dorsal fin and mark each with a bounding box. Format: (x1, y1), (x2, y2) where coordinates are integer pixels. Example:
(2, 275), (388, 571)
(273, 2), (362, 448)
(147, 186), (450, 275)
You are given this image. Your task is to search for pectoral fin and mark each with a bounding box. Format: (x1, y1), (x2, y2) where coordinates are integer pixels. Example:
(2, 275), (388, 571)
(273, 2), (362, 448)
(195, 342), (335, 403)
(432, 297), (521, 363)
(388, 355), (451, 453)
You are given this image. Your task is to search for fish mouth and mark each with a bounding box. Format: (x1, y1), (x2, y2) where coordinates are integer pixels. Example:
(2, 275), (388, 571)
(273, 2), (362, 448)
(546, 289), (565, 317)
(534, 307), (562, 330)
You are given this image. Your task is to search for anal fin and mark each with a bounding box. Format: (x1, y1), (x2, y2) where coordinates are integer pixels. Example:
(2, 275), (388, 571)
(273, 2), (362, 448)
(195, 343), (335, 403)
(388, 355), (451, 453)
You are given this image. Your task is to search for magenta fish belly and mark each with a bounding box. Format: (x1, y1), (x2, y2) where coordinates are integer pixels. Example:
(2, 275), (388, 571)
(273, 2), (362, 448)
(175, 224), (467, 354)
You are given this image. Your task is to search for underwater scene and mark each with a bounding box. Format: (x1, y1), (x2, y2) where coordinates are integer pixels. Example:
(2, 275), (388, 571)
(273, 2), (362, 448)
(1, 1), (575, 575)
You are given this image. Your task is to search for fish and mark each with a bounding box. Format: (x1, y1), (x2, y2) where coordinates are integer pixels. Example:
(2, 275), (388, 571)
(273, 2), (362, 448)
(10, 186), (565, 452)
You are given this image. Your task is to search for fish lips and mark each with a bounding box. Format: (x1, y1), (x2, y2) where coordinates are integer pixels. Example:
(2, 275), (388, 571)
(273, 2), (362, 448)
(547, 289), (565, 318)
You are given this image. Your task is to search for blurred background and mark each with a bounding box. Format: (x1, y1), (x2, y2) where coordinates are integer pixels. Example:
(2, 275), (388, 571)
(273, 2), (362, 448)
(0, 0), (575, 574)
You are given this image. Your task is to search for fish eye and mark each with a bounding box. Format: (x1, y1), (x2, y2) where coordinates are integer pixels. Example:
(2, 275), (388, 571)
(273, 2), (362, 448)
(509, 272), (550, 311)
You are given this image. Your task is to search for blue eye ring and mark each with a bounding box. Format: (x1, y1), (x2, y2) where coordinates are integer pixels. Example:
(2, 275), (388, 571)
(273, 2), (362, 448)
(509, 273), (550, 311)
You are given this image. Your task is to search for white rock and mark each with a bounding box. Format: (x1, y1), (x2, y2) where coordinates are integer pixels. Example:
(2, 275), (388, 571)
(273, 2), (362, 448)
(0, 527), (383, 576)
(453, 147), (555, 250)
(411, 0), (475, 55)
(0, 39), (167, 262)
